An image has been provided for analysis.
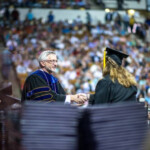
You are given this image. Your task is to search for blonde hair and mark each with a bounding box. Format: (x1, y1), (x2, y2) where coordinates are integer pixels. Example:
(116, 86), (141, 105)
(103, 56), (137, 87)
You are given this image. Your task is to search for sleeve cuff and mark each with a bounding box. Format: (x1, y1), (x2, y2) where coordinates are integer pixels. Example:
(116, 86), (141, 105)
(65, 95), (71, 104)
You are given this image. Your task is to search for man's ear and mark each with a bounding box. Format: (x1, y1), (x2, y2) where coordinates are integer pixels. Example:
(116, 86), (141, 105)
(40, 61), (45, 67)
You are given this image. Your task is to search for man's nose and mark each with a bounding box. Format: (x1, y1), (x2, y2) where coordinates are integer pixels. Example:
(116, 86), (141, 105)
(54, 62), (58, 66)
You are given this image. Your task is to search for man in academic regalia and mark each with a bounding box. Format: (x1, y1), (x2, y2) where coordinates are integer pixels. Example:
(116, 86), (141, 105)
(21, 50), (86, 104)
(88, 47), (137, 105)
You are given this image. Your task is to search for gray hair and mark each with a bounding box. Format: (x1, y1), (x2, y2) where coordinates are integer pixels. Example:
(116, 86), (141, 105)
(38, 50), (56, 62)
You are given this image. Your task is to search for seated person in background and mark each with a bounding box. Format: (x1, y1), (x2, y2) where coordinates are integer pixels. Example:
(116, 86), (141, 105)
(21, 50), (86, 104)
(88, 47), (137, 105)
(145, 88), (150, 106)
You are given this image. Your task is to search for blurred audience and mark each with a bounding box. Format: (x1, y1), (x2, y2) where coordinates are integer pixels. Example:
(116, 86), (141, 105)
(0, 0), (90, 9)
(47, 11), (54, 23)
(26, 8), (34, 21)
(129, 15), (135, 33)
(0, 9), (150, 109)
(0, 49), (12, 82)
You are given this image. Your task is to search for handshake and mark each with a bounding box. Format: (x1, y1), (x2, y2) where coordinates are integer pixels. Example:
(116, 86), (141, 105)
(70, 93), (90, 106)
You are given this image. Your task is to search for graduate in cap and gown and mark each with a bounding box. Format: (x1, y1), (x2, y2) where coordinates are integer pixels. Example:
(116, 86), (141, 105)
(88, 47), (137, 105)
(21, 50), (86, 104)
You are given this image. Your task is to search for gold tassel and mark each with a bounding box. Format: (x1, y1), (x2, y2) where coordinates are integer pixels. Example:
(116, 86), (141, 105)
(103, 48), (106, 69)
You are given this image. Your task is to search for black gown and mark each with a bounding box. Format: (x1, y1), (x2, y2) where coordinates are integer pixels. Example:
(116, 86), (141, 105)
(21, 70), (66, 103)
(89, 75), (137, 105)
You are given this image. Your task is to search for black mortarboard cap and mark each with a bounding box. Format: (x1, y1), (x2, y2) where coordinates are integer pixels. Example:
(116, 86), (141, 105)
(106, 47), (129, 66)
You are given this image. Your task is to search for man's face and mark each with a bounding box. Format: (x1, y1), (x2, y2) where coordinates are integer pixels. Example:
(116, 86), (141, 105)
(43, 54), (58, 73)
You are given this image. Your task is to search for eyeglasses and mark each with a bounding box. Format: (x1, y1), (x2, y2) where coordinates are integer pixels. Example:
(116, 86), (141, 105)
(44, 60), (58, 63)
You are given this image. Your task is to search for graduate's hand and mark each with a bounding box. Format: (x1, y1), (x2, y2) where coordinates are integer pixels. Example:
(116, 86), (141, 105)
(77, 93), (88, 102)
(70, 93), (87, 104)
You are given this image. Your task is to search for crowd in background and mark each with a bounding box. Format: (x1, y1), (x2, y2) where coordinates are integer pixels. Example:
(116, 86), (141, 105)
(0, 0), (90, 9)
(0, 6), (150, 106)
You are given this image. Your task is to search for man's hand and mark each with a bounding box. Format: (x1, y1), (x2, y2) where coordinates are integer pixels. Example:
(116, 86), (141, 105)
(70, 93), (88, 104)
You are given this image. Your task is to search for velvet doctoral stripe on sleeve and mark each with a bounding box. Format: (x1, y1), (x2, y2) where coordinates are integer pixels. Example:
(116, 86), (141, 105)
(21, 73), (66, 102)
